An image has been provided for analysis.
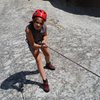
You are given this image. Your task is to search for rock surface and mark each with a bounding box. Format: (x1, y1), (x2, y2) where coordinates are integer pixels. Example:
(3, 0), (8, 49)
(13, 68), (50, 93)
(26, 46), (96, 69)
(0, 0), (100, 100)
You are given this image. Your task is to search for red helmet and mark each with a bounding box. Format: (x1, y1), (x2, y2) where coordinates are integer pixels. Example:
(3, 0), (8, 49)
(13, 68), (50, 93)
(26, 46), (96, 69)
(32, 9), (47, 21)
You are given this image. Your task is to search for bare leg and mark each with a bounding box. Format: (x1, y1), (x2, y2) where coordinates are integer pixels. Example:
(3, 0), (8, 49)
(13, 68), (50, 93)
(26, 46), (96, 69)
(41, 47), (51, 64)
(42, 47), (55, 70)
(33, 49), (47, 80)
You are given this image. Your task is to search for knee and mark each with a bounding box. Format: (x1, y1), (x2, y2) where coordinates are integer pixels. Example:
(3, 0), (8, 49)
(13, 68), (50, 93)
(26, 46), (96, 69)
(33, 50), (39, 59)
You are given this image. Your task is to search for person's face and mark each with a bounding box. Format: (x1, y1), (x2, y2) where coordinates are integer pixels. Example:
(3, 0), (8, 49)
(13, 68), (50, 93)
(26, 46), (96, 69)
(33, 17), (44, 30)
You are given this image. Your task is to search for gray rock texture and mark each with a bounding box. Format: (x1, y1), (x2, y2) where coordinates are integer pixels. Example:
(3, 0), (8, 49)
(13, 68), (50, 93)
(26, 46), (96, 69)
(0, 0), (100, 100)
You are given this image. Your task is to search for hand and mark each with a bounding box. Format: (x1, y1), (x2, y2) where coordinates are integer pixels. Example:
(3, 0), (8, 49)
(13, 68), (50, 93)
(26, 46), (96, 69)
(41, 43), (48, 48)
(38, 41), (48, 48)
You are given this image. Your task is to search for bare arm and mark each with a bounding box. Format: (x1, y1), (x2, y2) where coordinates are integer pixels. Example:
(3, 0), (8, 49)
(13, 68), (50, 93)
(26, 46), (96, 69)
(42, 32), (48, 44)
(25, 27), (41, 49)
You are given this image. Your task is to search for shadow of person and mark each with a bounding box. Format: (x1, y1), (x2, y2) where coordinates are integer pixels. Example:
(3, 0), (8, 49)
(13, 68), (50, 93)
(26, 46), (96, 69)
(0, 70), (43, 92)
(43, 0), (100, 17)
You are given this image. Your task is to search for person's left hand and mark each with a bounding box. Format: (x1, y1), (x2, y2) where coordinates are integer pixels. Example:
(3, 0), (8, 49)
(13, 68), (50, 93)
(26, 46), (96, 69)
(41, 41), (48, 48)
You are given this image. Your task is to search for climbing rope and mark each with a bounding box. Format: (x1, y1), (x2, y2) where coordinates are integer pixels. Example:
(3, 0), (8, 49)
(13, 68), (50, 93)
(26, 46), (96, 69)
(49, 46), (100, 78)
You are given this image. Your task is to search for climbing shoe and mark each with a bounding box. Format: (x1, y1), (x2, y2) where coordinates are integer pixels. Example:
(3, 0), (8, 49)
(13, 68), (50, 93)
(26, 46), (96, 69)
(45, 62), (55, 70)
(43, 79), (49, 92)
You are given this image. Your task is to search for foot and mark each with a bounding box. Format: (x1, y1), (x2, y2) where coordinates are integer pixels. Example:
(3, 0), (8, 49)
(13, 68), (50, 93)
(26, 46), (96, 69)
(43, 79), (50, 92)
(45, 62), (55, 70)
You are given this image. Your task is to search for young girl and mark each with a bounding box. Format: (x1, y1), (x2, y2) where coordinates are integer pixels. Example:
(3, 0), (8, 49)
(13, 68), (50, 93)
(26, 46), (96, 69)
(25, 9), (55, 92)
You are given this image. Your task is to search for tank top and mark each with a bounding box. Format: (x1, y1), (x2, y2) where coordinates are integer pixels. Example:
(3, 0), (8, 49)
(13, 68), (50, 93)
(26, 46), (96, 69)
(27, 21), (47, 44)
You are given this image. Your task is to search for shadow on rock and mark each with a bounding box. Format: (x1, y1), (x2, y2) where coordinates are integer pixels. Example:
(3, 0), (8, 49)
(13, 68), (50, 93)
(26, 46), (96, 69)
(0, 70), (43, 92)
(43, 0), (100, 17)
